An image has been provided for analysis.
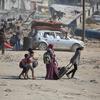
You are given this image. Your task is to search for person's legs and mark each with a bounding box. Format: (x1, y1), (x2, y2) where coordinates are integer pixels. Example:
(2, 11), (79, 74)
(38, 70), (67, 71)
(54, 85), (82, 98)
(66, 69), (74, 78)
(19, 68), (26, 79)
(28, 65), (35, 79)
(24, 67), (29, 79)
(15, 41), (18, 50)
(71, 64), (77, 78)
(0, 42), (5, 54)
(17, 39), (21, 50)
(15, 39), (20, 50)
(66, 64), (73, 78)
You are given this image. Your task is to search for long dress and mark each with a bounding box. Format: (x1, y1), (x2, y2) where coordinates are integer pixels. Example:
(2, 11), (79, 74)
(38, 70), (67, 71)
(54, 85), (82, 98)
(45, 50), (59, 80)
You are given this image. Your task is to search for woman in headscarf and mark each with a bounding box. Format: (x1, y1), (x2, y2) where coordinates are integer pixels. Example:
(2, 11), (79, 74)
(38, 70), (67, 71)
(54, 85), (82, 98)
(45, 44), (59, 80)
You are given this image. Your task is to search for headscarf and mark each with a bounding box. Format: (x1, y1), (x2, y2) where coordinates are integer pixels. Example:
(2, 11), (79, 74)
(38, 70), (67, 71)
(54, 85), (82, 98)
(28, 48), (33, 53)
(47, 44), (53, 50)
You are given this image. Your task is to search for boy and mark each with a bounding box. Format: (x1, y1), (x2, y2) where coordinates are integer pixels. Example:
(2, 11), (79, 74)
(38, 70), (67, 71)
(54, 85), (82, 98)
(19, 54), (30, 79)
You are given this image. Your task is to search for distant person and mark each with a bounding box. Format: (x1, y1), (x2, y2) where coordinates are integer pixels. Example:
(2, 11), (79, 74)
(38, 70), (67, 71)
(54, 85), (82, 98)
(15, 26), (22, 50)
(43, 44), (59, 80)
(0, 23), (6, 54)
(66, 47), (84, 78)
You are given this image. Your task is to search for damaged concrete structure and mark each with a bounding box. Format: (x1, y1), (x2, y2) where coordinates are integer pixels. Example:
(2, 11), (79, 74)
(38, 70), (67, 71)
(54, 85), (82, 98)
(0, 0), (48, 11)
(0, 0), (31, 11)
(49, 1), (99, 31)
(0, 0), (49, 20)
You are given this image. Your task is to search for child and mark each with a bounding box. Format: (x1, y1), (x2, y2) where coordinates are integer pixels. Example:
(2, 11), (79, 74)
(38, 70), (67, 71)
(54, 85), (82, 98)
(66, 47), (84, 78)
(19, 54), (30, 79)
(27, 48), (38, 80)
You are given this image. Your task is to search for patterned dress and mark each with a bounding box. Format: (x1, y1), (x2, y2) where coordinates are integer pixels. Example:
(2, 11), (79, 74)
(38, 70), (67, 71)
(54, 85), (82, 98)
(45, 49), (59, 80)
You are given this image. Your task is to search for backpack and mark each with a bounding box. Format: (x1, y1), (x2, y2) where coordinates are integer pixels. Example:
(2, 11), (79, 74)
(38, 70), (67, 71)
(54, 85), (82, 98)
(19, 59), (27, 68)
(19, 61), (23, 68)
(43, 51), (52, 64)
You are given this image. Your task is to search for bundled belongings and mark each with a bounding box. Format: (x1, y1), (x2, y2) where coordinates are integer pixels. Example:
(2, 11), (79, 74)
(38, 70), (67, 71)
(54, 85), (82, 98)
(31, 19), (65, 31)
(58, 63), (72, 79)
(32, 19), (63, 27)
(46, 63), (73, 80)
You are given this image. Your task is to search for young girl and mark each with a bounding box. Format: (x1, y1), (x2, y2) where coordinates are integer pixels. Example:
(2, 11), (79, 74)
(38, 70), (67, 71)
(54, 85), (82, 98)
(66, 47), (84, 78)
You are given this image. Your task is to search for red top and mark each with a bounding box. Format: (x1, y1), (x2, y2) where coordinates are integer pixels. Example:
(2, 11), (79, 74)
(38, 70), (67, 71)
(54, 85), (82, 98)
(21, 58), (31, 65)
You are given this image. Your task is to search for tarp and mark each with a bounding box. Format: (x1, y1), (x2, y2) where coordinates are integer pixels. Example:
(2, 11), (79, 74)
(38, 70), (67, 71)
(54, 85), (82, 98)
(4, 42), (13, 48)
(75, 28), (100, 39)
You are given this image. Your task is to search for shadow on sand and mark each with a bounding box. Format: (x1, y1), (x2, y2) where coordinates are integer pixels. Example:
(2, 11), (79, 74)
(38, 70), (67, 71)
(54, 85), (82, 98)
(0, 75), (19, 80)
(0, 75), (46, 80)
(0, 75), (71, 80)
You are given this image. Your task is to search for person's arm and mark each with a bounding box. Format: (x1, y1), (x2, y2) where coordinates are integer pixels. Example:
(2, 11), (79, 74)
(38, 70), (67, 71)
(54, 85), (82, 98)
(74, 50), (79, 58)
(33, 57), (38, 60)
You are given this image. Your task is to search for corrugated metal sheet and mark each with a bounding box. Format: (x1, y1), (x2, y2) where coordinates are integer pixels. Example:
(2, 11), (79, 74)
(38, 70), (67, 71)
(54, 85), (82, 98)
(50, 4), (91, 25)
(75, 28), (100, 39)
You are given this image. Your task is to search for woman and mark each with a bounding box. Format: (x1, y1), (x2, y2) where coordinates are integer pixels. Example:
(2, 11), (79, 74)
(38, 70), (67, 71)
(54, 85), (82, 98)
(45, 44), (59, 80)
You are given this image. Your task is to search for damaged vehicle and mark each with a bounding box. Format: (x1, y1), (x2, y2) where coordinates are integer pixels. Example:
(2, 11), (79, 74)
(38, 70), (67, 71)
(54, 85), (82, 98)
(28, 30), (85, 51)
(28, 20), (84, 51)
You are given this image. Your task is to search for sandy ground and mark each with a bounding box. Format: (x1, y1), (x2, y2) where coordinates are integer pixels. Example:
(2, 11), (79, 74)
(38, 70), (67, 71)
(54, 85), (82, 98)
(0, 45), (100, 100)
